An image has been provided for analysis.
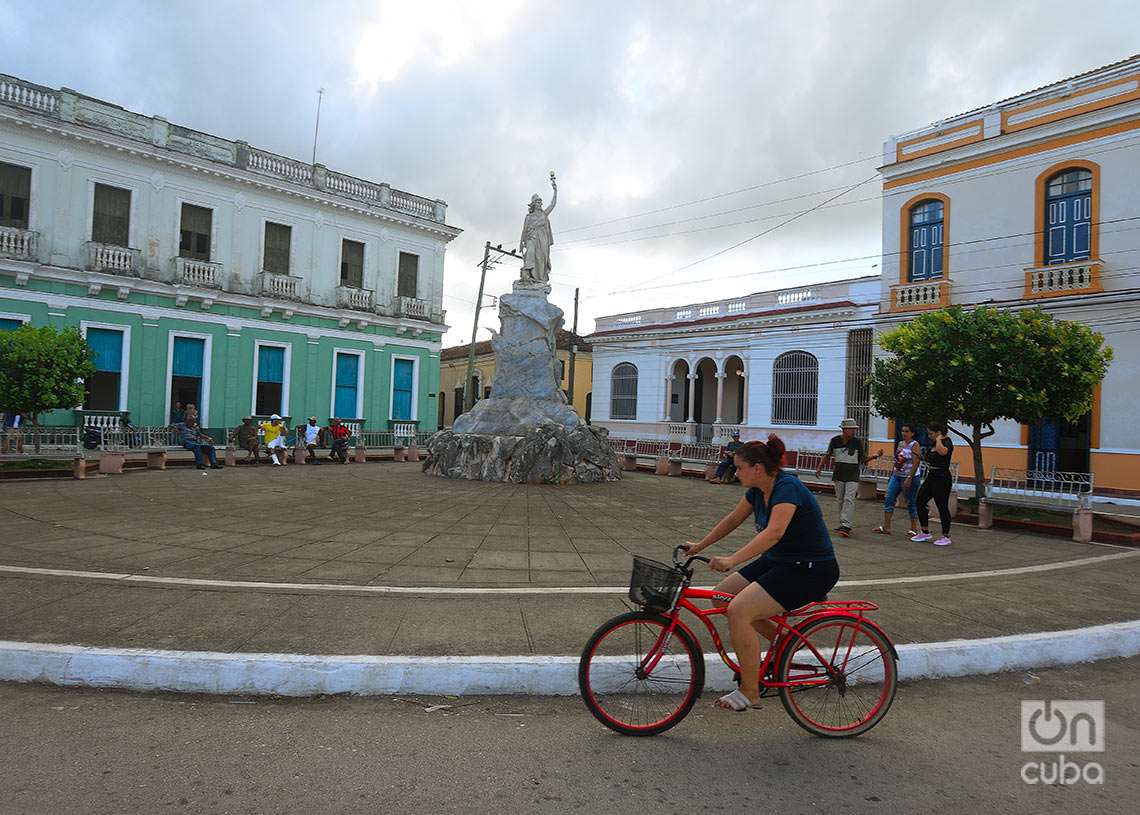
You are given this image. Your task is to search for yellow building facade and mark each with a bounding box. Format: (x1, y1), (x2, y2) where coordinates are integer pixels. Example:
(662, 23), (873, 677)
(437, 331), (593, 428)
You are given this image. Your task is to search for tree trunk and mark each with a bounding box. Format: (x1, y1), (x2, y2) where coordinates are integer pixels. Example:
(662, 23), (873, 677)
(971, 426), (986, 502)
(32, 414), (41, 455)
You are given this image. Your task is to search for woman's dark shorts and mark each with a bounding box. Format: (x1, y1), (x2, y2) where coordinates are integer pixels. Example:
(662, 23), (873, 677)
(737, 558), (840, 612)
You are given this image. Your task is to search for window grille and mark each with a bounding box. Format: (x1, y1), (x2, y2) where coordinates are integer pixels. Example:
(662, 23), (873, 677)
(610, 363), (638, 420)
(771, 351), (818, 425)
(844, 328), (873, 439)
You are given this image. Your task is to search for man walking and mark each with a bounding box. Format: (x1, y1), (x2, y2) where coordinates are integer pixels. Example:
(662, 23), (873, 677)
(816, 418), (880, 537)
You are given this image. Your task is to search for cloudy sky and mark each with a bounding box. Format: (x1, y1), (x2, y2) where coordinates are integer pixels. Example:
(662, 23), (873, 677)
(4, 0), (1138, 344)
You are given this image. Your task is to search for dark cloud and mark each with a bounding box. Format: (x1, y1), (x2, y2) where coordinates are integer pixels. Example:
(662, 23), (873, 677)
(5, 0), (1137, 342)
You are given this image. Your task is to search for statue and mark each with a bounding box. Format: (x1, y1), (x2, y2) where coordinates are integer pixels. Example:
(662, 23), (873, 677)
(519, 171), (557, 284)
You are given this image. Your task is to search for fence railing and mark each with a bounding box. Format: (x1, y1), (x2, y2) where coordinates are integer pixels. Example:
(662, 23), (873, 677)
(989, 467), (1094, 503)
(0, 225), (38, 260)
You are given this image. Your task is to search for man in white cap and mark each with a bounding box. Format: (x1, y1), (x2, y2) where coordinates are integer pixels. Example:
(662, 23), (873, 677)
(816, 418), (881, 537)
(302, 416), (322, 464)
(259, 413), (287, 466)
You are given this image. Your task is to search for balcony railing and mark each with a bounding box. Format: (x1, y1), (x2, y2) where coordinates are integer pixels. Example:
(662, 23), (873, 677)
(0, 76), (58, 115)
(247, 148), (313, 186)
(173, 256), (223, 289)
(259, 272), (301, 301)
(86, 242), (140, 275)
(392, 295), (430, 319)
(890, 279), (949, 312)
(336, 285), (375, 312)
(0, 225), (37, 260)
(1024, 260), (1102, 298)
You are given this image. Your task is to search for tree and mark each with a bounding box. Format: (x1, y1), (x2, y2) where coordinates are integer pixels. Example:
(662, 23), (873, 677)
(0, 325), (96, 436)
(869, 306), (1112, 501)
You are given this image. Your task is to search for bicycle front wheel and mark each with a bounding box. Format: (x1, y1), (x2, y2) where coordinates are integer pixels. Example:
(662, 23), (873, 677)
(578, 611), (704, 737)
(776, 614), (897, 738)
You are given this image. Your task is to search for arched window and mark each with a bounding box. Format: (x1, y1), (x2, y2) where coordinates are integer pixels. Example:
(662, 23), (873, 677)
(908, 199), (944, 281)
(610, 363), (638, 420)
(1045, 168), (1093, 264)
(771, 351), (818, 425)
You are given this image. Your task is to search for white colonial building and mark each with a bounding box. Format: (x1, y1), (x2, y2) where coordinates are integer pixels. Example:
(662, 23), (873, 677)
(875, 54), (1140, 495)
(589, 276), (879, 450)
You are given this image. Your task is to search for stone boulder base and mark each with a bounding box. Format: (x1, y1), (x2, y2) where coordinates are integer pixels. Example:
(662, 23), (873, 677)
(424, 424), (621, 484)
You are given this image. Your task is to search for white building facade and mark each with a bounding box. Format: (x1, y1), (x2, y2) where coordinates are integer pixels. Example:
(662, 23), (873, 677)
(875, 55), (1140, 495)
(590, 277), (879, 450)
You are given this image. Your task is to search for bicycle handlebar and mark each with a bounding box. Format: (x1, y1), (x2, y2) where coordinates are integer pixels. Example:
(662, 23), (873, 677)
(672, 544), (710, 572)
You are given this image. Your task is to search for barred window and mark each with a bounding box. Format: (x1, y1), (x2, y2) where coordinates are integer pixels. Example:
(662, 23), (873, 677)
(771, 351), (818, 425)
(610, 363), (638, 420)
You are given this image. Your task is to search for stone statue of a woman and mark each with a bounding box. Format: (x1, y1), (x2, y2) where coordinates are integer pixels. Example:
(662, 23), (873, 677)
(519, 172), (557, 285)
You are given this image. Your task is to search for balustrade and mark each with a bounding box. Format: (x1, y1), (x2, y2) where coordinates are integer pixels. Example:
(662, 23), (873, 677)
(258, 272), (301, 300)
(389, 189), (436, 219)
(890, 279), (948, 311)
(392, 295), (430, 319)
(173, 256), (222, 288)
(0, 76), (58, 114)
(336, 286), (375, 312)
(0, 226), (37, 260)
(85, 242), (140, 275)
(247, 148), (313, 185)
(1025, 261), (1101, 297)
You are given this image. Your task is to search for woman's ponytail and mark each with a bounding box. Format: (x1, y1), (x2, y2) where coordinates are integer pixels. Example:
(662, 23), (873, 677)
(735, 433), (786, 474)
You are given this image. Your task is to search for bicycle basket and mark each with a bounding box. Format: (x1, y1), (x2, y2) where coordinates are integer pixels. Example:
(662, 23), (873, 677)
(628, 556), (685, 610)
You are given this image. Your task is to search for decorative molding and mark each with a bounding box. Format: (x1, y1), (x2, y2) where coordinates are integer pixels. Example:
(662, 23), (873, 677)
(56, 148), (74, 171)
(116, 286), (130, 301)
(175, 294), (188, 307)
(200, 297), (214, 310)
(87, 283), (101, 296)
(149, 170), (165, 191)
(233, 192), (247, 212)
(259, 306), (273, 318)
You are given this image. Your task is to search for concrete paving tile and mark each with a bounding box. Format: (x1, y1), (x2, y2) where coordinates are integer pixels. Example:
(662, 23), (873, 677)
(235, 596), (407, 654)
(226, 557), (333, 580)
(479, 536), (529, 551)
(0, 577), (92, 619)
(333, 544), (421, 565)
(159, 551), (265, 576)
(276, 541), (367, 561)
(386, 599), (530, 655)
(295, 560), (387, 583)
(379, 532), (437, 546)
(458, 569), (532, 584)
(227, 537), (314, 556)
(423, 534), (486, 548)
(1, 586), (196, 645)
(579, 553), (633, 572)
(399, 548), (476, 568)
(528, 552), (589, 572)
(467, 550), (528, 570)
(112, 592), (297, 651)
(374, 565), (465, 585)
(528, 538), (577, 552)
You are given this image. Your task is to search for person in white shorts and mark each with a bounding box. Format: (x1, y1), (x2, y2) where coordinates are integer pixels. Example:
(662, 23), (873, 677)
(260, 413), (287, 466)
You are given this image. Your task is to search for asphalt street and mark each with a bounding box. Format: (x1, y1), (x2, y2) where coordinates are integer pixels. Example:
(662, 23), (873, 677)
(1, 659), (1136, 814)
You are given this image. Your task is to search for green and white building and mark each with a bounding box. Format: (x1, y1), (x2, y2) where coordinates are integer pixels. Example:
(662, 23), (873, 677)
(0, 73), (460, 434)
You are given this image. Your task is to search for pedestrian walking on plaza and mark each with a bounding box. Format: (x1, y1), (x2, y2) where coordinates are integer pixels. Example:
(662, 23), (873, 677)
(873, 424), (922, 536)
(912, 423), (954, 546)
(327, 417), (351, 464)
(816, 418), (881, 537)
(710, 431), (744, 484)
(178, 417), (222, 470)
(260, 414), (287, 466)
(229, 417), (260, 464)
(302, 416), (322, 464)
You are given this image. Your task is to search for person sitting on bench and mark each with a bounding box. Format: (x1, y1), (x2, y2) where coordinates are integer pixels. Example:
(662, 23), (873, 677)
(327, 418), (352, 464)
(711, 432), (743, 484)
(178, 417), (222, 470)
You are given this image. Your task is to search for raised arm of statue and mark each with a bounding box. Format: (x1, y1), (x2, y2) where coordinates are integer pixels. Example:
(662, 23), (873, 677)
(545, 177), (557, 215)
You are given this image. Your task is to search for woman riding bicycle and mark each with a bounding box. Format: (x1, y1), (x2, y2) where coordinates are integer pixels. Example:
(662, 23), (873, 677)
(682, 434), (839, 711)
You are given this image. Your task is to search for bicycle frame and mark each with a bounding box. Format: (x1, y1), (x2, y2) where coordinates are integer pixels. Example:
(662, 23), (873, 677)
(638, 582), (886, 690)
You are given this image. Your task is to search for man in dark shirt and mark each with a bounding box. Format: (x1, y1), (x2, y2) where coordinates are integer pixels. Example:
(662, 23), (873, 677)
(178, 417), (222, 470)
(711, 432), (743, 483)
(815, 418), (880, 537)
(229, 417), (260, 464)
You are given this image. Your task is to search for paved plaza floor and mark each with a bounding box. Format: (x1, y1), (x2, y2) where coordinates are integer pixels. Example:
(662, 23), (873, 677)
(1, 464), (1137, 655)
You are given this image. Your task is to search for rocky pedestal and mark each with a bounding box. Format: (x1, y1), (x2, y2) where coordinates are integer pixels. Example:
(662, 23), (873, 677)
(424, 281), (620, 484)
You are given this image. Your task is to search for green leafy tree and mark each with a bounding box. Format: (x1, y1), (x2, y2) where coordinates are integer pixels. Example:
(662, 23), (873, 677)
(869, 306), (1112, 500)
(0, 326), (96, 440)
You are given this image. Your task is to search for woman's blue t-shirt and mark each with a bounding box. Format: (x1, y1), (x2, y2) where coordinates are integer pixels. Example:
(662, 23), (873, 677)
(745, 472), (835, 563)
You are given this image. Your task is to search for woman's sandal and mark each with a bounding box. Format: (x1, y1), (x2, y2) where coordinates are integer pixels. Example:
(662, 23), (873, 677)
(872, 526), (891, 535)
(715, 689), (763, 711)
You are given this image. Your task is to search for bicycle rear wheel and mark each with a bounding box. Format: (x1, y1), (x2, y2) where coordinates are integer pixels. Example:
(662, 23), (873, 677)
(578, 611), (704, 737)
(776, 614), (897, 738)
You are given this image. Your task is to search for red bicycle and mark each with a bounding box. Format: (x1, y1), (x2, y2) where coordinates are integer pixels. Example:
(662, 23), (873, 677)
(579, 546), (898, 737)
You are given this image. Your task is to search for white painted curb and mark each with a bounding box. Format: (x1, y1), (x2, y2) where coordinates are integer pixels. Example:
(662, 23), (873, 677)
(2, 620), (1138, 697)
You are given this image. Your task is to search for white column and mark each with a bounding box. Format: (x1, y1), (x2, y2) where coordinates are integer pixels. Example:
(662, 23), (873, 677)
(663, 376), (672, 421)
(714, 373), (725, 424)
(686, 374), (697, 423)
(741, 371), (750, 426)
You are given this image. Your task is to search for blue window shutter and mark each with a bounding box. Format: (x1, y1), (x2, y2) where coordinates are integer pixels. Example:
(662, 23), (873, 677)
(257, 346), (285, 384)
(334, 353), (359, 417)
(87, 328), (124, 372)
(172, 337), (205, 378)
(392, 359), (414, 420)
(0, 318), (24, 331)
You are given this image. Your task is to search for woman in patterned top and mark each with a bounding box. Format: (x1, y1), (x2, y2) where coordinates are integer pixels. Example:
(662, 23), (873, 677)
(873, 424), (922, 536)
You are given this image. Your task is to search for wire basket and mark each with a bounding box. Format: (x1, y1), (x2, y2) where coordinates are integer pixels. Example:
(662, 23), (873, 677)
(628, 556), (685, 610)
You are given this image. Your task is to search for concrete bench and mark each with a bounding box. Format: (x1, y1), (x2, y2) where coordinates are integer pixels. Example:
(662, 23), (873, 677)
(982, 467), (1095, 542)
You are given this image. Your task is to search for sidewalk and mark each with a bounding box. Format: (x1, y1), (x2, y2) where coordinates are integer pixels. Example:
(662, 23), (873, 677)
(2, 466), (1138, 657)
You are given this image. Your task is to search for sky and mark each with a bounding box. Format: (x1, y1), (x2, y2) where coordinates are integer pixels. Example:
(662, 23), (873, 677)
(3, 0), (1138, 345)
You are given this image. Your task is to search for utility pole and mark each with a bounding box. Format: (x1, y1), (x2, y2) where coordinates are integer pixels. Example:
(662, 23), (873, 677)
(311, 88), (325, 165)
(567, 287), (579, 413)
(464, 242), (492, 413)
